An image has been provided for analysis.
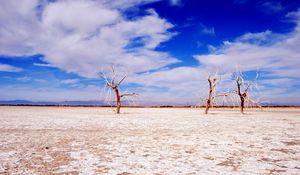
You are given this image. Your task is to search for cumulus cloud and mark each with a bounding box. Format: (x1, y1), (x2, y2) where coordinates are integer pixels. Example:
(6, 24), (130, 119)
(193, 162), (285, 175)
(191, 9), (300, 104)
(194, 15), (300, 78)
(0, 0), (177, 78)
(124, 8), (300, 104)
(130, 67), (206, 87)
(42, 1), (120, 34)
(0, 64), (23, 72)
(126, 66), (213, 103)
(235, 30), (285, 45)
(0, 0), (39, 55)
(1, 1), (299, 105)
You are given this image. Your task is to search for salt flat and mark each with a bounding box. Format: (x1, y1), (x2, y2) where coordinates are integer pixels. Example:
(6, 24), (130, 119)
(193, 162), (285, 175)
(0, 106), (299, 175)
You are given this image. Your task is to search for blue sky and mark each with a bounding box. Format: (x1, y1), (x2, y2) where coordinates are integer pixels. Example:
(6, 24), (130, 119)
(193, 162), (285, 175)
(0, 0), (300, 105)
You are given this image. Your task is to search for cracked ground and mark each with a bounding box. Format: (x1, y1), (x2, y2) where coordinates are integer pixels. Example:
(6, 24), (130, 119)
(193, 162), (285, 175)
(0, 106), (299, 174)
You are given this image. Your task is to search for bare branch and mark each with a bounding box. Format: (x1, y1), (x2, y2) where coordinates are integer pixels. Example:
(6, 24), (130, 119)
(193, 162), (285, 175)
(98, 84), (107, 95)
(101, 72), (113, 87)
(215, 93), (230, 97)
(247, 98), (263, 111)
(244, 81), (253, 93)
(120, 93), (138, 98)
(117, 75), (127, 87)
(111, 66), (116, 85)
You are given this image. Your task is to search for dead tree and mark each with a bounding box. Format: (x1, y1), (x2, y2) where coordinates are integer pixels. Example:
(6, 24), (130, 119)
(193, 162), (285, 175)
(101, 67), (137, 114)
(205, 76), (219, 114)
(236, 76), (248, 114)
(205, 75), (229, 114)
(235, 73), (262, 114)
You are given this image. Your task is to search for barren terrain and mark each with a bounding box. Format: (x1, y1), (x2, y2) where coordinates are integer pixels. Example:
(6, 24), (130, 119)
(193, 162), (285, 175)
(0, 106), (299, 174)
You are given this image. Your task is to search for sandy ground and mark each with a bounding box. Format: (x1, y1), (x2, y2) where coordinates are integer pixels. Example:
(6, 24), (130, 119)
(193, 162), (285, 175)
(0, 106), (299, 175)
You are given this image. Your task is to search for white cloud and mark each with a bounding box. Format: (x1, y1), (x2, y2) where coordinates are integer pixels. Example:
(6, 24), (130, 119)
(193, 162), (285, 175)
(192, 9), (300, 104)
(42, 0), (120, 35)
(0, 0), (39, 55)
(0, 64), (23, 72)
(235, 30), (285, 45)
(260, 78), (298, 87)
(1, 1), (299, 105)
(0, 85), (99, 101)
(16, 76), (32, 81)
(194, 21), (300, 78)
(129, 67), (206, 87)
(109, 7), (300, 105)
(33, 63), (56, 68)
(0, 0), (177, 78)
(61, 79), (80, 84)
(101, 0), (160, 9)
(126, 66), (213, 103)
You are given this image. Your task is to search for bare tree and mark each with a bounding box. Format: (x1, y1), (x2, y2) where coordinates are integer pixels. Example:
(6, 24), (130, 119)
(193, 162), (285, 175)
(100, 66), (137, 114)
(205, 75), (229, 114)
(234, 72), (262, 114)
(205, 76), (219, 114)
(236, 76), (248, 114)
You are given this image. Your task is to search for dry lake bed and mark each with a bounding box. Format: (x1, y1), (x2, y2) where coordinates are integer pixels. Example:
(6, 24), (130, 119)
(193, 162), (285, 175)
(0, 106), (299, 175)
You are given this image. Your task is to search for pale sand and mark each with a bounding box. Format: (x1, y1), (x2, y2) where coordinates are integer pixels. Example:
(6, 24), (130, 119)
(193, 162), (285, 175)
(0, 106), (299, 174)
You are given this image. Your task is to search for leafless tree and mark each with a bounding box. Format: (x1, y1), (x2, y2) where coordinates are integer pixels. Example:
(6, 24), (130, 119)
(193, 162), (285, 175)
(205, 76), (219, 114)
(100, 66), (137, 114)
(205, 75), (229, 114)
(234, 72), (262, 114)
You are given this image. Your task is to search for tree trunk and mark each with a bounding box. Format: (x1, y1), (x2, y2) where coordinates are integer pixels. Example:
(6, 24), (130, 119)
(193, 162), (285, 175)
(114, 89), (121, 114)
(205, 99), (211, 114)
(205, 79), (213, 114)
(240, 97), (244, 114)
(236, 79), (244, 114)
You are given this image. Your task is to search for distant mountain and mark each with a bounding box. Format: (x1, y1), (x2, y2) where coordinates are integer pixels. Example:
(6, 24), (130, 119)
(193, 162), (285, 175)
(0, 100), (298, 107)
(0, 100), (105, 106)
(260, 102), (300, 107)
(0, 100), (195, 107)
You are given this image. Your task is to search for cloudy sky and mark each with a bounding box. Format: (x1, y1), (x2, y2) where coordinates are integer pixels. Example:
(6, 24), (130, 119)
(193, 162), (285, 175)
(0, 0), (300, 105)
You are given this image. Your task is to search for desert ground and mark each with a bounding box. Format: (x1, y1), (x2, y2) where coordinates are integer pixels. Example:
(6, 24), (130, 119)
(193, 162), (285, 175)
(0, 106), (299, 175)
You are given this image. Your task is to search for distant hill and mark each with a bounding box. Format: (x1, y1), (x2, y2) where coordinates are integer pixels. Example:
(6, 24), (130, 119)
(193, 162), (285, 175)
(0, 100), (196, 107)
(0, 100), (105, 106)
(0, 100), (299, 107)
